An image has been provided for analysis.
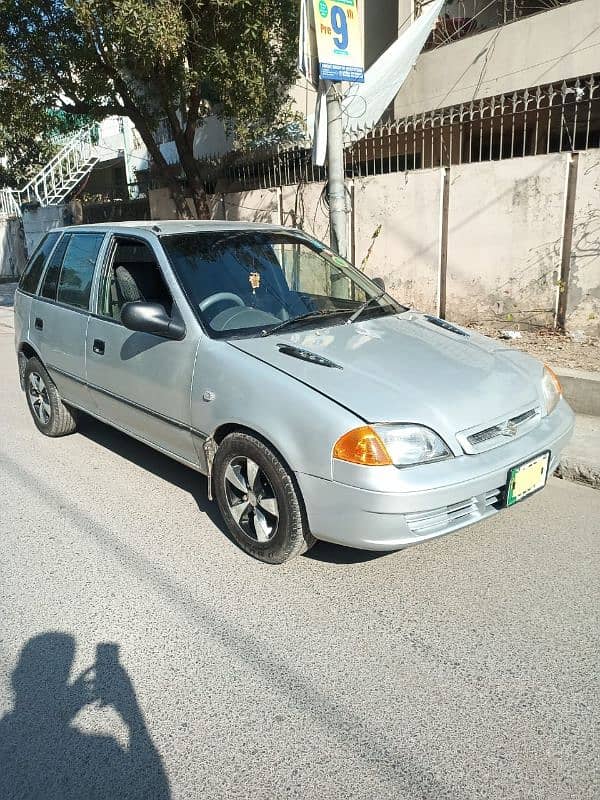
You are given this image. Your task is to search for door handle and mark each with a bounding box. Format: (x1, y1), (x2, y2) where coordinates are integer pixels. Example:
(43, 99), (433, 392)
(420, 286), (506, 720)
(93, 339), (105, 355)
(34, 317), (43, 330)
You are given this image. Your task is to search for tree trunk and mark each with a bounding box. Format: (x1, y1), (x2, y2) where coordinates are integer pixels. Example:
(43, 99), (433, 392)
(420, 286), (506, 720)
(172, 131), (210, 220)
(126, 110), (196, 220)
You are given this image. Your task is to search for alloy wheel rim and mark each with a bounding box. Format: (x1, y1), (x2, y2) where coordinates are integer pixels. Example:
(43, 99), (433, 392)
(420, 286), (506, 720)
(223, 456), (279, 543)
(28, 372), (51, 425)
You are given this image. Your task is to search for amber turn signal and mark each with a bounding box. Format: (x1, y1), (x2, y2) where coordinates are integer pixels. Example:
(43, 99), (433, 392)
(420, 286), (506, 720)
(544, 365), (562, 394)
(333, 426), (393, 466)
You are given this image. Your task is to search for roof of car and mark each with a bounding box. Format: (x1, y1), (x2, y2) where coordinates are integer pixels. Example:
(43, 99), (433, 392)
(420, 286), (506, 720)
(51, 220), (299, 236)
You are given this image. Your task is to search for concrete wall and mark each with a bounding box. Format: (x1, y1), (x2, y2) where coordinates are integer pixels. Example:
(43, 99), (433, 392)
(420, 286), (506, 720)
(148, 149), (600, 336)
(21, 205), (67, 257)
(568, 150), (600, 332)
(0, 218), (27, 280)
(282, 182), (330, 243)
(224, 189), (279, 224)
(354, 170), (442, 313)
(394, 0), (600, 118)
(148, 183), (333, 244)
(148, 187), (223, 221)
(446, 153), (567, 326)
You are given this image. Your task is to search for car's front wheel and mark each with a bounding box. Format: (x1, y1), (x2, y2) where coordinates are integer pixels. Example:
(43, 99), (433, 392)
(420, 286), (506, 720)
(213, 432), (315, 563)
(24, 356), (78, 437)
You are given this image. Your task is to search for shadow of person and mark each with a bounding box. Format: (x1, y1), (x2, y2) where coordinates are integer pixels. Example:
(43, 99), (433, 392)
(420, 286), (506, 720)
(0, 633), (170, 800)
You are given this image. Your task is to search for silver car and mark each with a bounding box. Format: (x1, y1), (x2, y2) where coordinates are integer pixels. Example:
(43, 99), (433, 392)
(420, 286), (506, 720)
(14, 221), (574, 563)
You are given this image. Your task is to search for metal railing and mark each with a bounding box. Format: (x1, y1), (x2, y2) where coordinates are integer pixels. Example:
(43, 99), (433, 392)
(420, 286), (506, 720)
(0, 123), (100, 218)
(345, 74), (599, 175)
(415, 0), (578, 50)
(188, 74), (598, 191)
(0, 189), (21, 219)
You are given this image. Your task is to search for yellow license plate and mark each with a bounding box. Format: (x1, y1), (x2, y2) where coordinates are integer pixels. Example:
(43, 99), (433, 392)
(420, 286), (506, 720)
(506, 452), (550, 506)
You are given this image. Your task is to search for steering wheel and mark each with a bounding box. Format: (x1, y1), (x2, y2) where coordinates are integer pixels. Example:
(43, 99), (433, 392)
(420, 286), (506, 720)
(199, 292), (245, 313)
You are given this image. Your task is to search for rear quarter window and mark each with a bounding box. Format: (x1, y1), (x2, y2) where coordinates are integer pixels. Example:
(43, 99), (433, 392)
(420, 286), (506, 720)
(56, 233), (105, 310)
(18, 233), (60, 295)
(40, 235), (71, 300)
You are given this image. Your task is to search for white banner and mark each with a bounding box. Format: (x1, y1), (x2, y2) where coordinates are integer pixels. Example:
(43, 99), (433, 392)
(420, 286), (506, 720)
(298, 0), (320, 89)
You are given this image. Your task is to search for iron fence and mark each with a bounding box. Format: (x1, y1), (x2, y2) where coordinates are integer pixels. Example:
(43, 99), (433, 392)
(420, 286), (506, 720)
(415, 0), (578, 50)
(345, 74), (599, 176)
(190, 74), (599, 191)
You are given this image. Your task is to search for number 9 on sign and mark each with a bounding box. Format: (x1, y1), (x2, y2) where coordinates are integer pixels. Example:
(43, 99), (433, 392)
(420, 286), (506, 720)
(331, 5), (348, 50)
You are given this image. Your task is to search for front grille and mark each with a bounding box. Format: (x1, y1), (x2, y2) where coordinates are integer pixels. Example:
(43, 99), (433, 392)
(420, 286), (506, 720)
(469, 426), (504, 446)
(461, 407), (541, 454)
(510, 408), (537, 425)
(405, 487), (503, 536)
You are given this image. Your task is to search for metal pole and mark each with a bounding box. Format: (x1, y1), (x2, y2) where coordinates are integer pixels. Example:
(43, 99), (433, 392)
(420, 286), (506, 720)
(438, 166), (450, 319)
(556, 152), (579, 331)
(325, 81), (347, 258)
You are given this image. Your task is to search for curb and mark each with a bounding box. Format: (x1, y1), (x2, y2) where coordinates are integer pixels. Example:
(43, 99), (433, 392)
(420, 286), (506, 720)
(555, 413), (600, 491)
(554, 367), (600, 417)
(556, 460), (600, 490)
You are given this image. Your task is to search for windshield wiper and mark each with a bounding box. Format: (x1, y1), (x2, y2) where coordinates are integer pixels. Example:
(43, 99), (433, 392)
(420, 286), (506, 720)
(260, 310), (340, 337)
(345, 290), (386, 325)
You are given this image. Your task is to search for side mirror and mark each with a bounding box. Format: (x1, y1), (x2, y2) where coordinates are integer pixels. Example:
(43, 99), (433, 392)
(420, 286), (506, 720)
(121, 302), (186, 341)
(372, 276), (385, 292)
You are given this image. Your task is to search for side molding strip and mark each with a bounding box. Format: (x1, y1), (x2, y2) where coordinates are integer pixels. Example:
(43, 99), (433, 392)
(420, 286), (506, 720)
(46, 362), (208, 440)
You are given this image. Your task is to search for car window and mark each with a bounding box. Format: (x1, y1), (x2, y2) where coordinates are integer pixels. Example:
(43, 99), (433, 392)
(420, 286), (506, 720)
(40, 235), (71, 300)
(275, 242), (364, 302)
(19, 232), (60, 295)
(99, 237), (173, 322)
(162, 231), (395, 339)
(56, 233), (105, 310)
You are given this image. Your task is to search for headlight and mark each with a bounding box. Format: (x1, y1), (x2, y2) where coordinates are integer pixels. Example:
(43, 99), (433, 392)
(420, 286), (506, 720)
(333, 424), (452, 467)
(541, 365), (562, 415)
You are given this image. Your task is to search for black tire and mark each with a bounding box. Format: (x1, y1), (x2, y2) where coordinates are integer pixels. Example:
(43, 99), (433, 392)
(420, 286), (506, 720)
(213, 432), (315, 564)
(23, 356), (78, 437)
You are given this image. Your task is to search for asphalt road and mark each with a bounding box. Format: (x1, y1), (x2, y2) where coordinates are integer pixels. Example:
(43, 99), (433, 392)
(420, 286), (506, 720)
(0, 289), (598, 799)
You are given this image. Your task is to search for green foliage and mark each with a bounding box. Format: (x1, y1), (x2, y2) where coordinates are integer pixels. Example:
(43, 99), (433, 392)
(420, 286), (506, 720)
(0, 86), (77, 187)
(0, 0), (300, 199)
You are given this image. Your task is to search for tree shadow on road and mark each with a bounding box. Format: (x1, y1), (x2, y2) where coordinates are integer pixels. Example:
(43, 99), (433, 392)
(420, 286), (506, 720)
(0, 632), (170, 800)
(77, 412), (385, 565)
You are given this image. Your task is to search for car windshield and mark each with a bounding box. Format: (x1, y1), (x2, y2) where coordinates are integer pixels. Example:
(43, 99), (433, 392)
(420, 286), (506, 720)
(162, 230), (403, 339)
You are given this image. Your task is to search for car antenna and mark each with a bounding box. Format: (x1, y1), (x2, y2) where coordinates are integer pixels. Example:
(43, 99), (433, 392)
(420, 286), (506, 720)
(152, 224), (161, 233)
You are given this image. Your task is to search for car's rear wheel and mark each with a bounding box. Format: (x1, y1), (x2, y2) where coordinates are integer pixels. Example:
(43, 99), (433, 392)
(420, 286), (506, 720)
(24, 357), (78, 437)
(213, 432), (315, 563)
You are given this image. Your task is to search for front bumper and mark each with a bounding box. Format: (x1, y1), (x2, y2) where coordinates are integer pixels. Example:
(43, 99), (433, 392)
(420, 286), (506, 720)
(296, 399), (575, 551)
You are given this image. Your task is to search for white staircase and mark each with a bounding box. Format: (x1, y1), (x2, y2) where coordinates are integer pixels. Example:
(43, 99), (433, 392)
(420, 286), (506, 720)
(0, 124), (100, 218)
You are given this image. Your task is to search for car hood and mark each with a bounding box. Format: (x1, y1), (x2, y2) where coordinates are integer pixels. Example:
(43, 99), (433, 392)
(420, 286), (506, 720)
(230, 312), (542, 442)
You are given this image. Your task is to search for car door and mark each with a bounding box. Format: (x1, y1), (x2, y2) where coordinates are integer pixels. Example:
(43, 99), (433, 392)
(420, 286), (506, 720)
(32, 231), (106, 410)
(85, 233), (199, 466)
